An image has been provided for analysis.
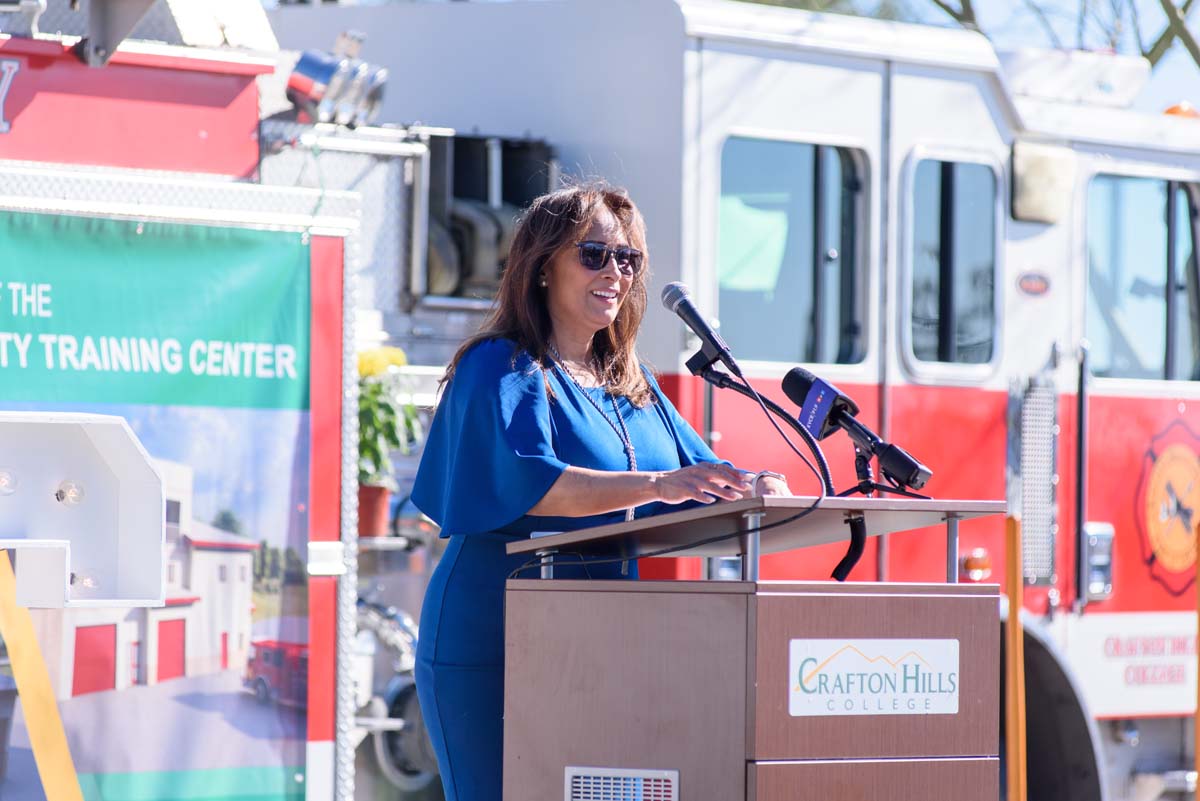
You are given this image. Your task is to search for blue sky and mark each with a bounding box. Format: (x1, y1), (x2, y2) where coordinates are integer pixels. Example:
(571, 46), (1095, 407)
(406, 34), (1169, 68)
(119, 404), (310, 549)
(906, 0), (1200, 113)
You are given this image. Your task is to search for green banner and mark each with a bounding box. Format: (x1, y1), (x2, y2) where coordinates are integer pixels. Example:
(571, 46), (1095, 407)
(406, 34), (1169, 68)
(0, 212), (311, 410)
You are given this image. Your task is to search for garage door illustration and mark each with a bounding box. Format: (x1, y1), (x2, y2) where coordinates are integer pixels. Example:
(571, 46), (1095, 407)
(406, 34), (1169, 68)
(72, 624), (116, 697)
(157, 618), (186, 682)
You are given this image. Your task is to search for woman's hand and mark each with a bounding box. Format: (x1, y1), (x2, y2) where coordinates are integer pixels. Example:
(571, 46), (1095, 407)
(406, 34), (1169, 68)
(755, 474), (792, 497)
(653, 463), (753, 505)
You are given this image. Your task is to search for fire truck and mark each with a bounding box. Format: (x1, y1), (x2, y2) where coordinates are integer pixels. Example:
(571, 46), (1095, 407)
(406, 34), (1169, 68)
(263, 1), (1199, 800)
(247, 640), (309, 708)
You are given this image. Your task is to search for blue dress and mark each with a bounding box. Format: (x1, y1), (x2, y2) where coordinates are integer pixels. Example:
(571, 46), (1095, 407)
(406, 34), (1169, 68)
(411, 337), (726, 801)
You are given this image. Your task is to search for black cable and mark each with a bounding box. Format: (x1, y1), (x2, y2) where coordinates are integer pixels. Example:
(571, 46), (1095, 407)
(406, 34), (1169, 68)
(698, 366), (834, 496)
(732, 372), (831, 495)
(830, 515), (866, 581)
(507, 550), (594, 581)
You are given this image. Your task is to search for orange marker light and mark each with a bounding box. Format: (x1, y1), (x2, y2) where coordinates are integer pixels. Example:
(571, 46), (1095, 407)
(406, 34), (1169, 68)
(1165, 101), (1200, 118)
(961, 547), (993, 582)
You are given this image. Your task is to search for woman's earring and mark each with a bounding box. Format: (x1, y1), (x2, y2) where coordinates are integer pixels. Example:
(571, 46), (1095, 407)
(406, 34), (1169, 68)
(539, 275), (548, 287)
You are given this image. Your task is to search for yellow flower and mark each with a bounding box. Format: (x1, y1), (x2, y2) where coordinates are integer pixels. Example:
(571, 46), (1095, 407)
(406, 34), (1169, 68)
(357, 346), (409, 378)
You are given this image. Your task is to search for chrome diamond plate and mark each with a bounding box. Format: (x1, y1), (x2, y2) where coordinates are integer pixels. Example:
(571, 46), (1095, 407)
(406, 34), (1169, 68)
(337, 200), (360, 801)
(0, 158), (359, 230)
(260, 121), (423, 316)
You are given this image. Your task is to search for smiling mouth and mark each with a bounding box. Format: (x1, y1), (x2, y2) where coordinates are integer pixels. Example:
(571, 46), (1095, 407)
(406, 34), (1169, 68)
(591, 290), (618, 301)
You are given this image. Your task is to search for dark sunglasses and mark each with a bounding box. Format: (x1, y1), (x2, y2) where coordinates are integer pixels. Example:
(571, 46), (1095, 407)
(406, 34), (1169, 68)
(574, 240), (643, 276)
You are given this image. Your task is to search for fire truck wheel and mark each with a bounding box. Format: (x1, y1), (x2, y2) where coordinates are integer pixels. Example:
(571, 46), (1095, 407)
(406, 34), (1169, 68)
(254, 678), (271, 705)
(1001, 616), (1107, 801)
(373, 681), (439, 793)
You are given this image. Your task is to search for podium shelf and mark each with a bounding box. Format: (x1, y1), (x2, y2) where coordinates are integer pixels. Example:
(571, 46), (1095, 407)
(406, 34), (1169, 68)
(506, 495), (1005, 560)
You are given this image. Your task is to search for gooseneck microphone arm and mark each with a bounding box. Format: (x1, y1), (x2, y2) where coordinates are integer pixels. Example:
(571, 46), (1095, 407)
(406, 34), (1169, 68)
(697, 366), (835, 495)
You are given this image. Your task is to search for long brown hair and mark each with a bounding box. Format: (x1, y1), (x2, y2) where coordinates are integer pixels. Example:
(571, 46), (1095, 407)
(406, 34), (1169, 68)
(443, 183), (654, 406)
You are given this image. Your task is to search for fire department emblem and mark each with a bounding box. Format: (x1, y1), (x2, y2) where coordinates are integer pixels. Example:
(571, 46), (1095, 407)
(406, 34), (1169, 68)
(1135, 422), (1200, 596)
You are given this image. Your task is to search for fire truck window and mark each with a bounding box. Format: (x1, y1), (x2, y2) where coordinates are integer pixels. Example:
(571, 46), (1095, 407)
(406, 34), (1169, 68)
(910, 160), (997, 365)
(717, 137), (863, 364)
(1086, 176), (1199, 380)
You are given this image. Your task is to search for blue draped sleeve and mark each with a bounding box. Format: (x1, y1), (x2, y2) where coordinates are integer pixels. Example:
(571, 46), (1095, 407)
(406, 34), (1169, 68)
(642, 368), (728, 469)
(412, 338), (569, 537)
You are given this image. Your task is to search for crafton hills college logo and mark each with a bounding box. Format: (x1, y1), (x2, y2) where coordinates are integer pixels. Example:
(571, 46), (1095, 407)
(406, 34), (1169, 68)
(787, 639), (959, 717)
(1135, 421), (1200, 596)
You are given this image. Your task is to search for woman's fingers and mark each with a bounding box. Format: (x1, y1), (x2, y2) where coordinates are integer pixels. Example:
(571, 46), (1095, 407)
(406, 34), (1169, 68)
(680, 464), (752, 502)
(698, 463), (752, 490)
(656, 463), (760, 505)
(685, 483), (740, 503)
(712, 464), (753, 487)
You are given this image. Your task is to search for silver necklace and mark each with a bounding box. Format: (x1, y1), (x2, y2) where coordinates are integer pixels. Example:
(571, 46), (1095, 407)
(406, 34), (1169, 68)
(548, 343), (638, 523)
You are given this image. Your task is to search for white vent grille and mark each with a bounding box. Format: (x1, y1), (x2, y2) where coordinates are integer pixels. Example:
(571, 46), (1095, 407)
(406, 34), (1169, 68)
(565, 767), (678, 801)
(1019, 379), (1057, 584)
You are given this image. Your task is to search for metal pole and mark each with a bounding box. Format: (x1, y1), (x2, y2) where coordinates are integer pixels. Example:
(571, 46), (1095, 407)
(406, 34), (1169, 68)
(1005, 516), (1029, 801)
(740, 511), (763, 582)
(945, 515), (959, 583)
(538, 550), (555, 580)
(811, 145), (826, 362)
(1075, 343), (1090, 612)
(408, 142), (431, 301)
(876, 61), (894, 583)
(1166, 184), (1179, 378)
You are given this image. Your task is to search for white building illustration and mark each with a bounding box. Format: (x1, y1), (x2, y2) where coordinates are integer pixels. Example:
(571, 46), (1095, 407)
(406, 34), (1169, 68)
(31, 459), (256, 699)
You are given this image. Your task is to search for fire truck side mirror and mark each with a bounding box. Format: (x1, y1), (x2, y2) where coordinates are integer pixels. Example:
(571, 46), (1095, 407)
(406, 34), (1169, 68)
(0, 412), (163, 608)
(1011, 140), (1078, 225)
(1082, 521), (1115, 601)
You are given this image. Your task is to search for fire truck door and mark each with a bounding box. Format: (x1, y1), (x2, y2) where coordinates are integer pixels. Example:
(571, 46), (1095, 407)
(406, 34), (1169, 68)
(1063, 176), (1200, 721)
(880, 61), (1012, 583)
(694, 42), (884, 584)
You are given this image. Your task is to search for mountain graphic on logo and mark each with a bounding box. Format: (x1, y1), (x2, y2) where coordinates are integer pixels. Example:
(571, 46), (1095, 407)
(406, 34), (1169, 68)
(794, 645), (933, 692)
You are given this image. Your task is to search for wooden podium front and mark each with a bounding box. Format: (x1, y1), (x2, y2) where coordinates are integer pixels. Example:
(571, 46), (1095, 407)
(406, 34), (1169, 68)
(503, 497), (1003, 801)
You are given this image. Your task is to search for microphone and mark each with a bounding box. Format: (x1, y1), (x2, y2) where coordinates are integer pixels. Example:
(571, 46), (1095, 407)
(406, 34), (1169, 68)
(661, 282), (742, 378)
(782, 367), (932, 491)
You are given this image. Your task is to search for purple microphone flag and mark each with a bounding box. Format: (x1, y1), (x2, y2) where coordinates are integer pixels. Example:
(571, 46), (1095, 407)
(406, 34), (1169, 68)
(799, 378), (837, 439)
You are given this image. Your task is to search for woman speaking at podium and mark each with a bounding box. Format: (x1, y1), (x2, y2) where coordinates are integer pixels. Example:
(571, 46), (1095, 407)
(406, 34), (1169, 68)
(411, 183), (790, 800)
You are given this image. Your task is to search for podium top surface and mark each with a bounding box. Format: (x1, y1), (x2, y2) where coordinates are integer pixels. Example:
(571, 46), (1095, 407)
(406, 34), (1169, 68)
(506, 495), (1005, 559)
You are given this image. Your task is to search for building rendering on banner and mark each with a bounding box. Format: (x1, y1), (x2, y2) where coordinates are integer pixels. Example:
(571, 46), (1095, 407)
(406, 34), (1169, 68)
(29, 459), (256, 699)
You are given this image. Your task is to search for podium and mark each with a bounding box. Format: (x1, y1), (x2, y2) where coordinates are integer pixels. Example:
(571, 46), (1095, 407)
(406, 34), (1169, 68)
(503, 496), (1005, 801)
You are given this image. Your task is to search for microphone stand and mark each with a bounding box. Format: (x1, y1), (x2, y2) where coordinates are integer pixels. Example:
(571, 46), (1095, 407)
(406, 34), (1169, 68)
(837, 448), (929, 501)
(689, 348), (932, 583)
(695, 346), (933, 582)
(829, 448), (929, 581)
